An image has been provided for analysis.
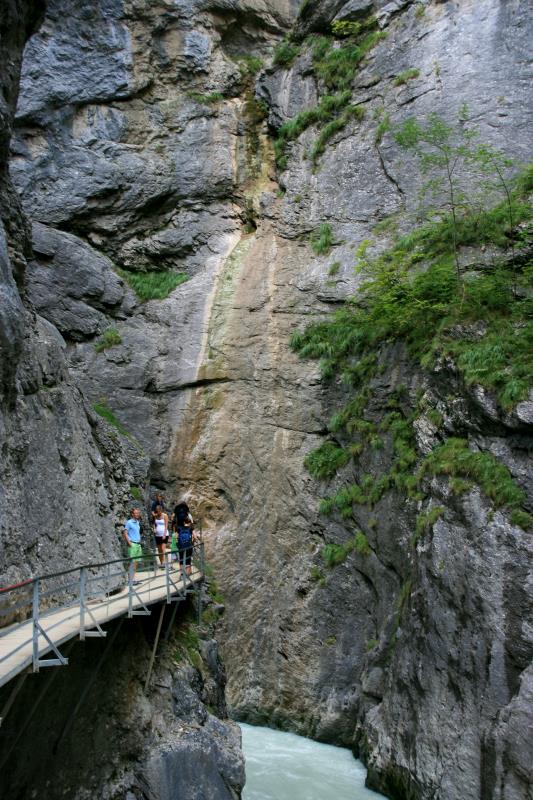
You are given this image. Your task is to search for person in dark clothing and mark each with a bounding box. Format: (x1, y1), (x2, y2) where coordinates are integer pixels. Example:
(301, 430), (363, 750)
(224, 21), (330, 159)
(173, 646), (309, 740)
(172, 502), (196, 575)
(151, 492), (166, 518)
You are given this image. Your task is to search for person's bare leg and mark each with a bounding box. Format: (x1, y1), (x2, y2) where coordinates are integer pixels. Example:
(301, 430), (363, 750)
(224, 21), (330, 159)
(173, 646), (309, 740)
(157, 541), (165, 565)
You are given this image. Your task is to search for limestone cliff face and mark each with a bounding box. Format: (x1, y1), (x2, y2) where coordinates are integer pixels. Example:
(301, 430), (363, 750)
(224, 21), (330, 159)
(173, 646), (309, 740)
(9, 1), (533, 799)
(0, 0), (137, 587)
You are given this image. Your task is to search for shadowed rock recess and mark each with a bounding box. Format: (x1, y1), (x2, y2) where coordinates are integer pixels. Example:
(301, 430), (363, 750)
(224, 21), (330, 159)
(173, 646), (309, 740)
(3, 0), (533, 798)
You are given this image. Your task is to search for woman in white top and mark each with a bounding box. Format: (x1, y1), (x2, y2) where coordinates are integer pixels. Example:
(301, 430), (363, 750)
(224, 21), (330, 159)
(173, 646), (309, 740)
(152, 505), (169, 567)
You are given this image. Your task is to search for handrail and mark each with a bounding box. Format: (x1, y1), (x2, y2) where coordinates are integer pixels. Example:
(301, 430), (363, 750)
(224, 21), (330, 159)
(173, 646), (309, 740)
(0, 540), (205, 683)
(0, 536), (204, 594)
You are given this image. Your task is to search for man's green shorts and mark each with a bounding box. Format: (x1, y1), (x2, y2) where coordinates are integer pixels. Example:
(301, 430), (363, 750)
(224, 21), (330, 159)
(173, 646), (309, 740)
(128, 542), (143, 560)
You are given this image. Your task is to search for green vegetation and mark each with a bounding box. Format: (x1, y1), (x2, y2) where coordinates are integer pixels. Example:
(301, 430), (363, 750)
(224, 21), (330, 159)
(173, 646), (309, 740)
(273, 39), (300, 67)
(310, 104), (365, 164)
(187, 91), (224, 104)
(393, 68), (420, 86)
(235, 55), (263, 78)
(129, 485), (143, 500)
(413, 505), (444, 544)
(419, 439), (526, 510)
(365, 637), (378, 651)
(310, 223), (334, 255)
(310, 565), (326, 586)
(292, 114), (533, 540)
(274, 91), (353, 169)
(375, 110), (391, 144)
(273, 17), (384, 168)
(322, 531), (371, 567)
(118, 269), (188, 301)
(510, 509), (533, 530)
(92, 400), (129, 437)
(304, 441), (350, 478)
(94, 327), (122, 353)
(328, 261), (341, 276)
(174, 622), (202, 668)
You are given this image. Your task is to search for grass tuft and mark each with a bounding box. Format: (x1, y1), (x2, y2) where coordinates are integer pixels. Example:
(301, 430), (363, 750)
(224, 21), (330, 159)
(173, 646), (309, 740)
(118, 269), (188, 301)
(393, 68), (420, 86)
(310, 223), (334, 255)
(95, 328), (122, 353)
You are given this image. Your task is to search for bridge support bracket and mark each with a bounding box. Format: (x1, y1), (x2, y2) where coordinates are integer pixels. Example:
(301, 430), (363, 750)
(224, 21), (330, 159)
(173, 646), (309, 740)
(33, 622), (69, 672)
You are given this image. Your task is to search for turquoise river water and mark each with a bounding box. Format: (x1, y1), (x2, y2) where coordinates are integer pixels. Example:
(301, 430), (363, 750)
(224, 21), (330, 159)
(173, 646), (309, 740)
(240, 723), (385, 800)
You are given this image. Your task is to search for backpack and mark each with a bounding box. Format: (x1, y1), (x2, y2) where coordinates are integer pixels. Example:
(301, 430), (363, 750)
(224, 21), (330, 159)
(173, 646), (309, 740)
(177, 526), (193, 549)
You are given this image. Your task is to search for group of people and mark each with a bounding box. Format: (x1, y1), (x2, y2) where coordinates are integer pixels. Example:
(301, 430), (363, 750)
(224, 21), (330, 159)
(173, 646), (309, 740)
(123, 492), (198, 580)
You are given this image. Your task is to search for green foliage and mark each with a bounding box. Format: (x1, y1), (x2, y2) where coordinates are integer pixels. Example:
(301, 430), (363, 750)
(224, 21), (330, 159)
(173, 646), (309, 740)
(426, 409), (443, 428)
(322, 542), (350, 567)
(274, 90), (353, 168)
(274, 21), (383, 168)
(129, 485), (143, 500)
(324, 635), (336, 645)
(393, 110), (531, 282)
(235, 55), (263, 78)
(449, 477), (472, 495)
(310, 565), (326, 585)
(273, 39), (300, 67)
(304, 441), (350, 479)
(419, 438), (527, 511)
(175, 623), (204, 669)
(322, 532), (370, 567)
(94, 327), (122, 353)
(510, 509), (532, 530)
(413, 505), (444, 544)
(328, 261), (341, 276)
(118, 269), (188, 301)
(187, 91), (224, 104)
(331, 20), (367, 38)
(310, 223), (334, 255)
(354, 530), (371, 555)
(375, 111), (391, 144)
(365, 637), (378, 651)
(393, 68), (420, 86)
(311, 105), (365, 163)
(92, 400), (130, 437)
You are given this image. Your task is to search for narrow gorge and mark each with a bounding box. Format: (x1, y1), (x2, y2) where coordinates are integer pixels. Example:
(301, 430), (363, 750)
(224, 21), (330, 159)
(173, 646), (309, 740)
(0, 0), (531, 798)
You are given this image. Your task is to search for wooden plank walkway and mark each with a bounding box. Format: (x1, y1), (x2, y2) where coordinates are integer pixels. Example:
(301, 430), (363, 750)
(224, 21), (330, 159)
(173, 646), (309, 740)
(0, 566), (202, 690)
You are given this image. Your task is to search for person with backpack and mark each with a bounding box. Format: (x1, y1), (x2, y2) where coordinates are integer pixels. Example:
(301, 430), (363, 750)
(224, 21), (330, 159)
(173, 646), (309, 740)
(172, 502), (196, 575)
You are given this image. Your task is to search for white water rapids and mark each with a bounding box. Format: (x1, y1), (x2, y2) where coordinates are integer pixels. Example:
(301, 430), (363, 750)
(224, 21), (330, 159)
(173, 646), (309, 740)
(240, 723), (385, 799)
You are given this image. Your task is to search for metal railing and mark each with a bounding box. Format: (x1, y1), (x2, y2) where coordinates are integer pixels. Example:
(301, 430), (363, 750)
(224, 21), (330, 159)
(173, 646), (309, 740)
(0, 541), (205, 676)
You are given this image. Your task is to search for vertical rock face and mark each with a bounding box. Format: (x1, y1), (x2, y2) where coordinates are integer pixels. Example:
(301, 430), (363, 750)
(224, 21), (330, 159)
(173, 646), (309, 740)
(8, 1), (533, 799)
(0, 605), (245, 799)
(0, 0), (135, 587)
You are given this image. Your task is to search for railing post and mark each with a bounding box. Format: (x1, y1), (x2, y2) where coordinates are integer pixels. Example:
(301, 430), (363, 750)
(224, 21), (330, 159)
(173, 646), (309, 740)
(165, 553), (171, 604)
(79, 567), (86, 641)
(32, 580), (40, 673)
(200, 541), (205, 576)
(128, 561), (133, 618)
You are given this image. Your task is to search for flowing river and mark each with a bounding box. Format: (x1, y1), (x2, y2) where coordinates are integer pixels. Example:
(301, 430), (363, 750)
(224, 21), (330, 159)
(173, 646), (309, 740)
(240, 723), (385, 800)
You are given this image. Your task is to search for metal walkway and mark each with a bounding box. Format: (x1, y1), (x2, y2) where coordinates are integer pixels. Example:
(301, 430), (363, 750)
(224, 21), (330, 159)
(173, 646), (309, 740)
(0, 546), (204, 691)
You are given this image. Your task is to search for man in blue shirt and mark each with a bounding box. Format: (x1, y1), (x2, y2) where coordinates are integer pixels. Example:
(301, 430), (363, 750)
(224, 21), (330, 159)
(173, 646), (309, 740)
(123, 508), (142, 579)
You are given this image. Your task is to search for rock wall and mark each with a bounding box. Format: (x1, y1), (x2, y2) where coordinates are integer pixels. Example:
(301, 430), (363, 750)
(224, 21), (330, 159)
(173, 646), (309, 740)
(0, 0), (138, 588)
(0, 599), (244, 800)
(8, 1), (533, 799)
